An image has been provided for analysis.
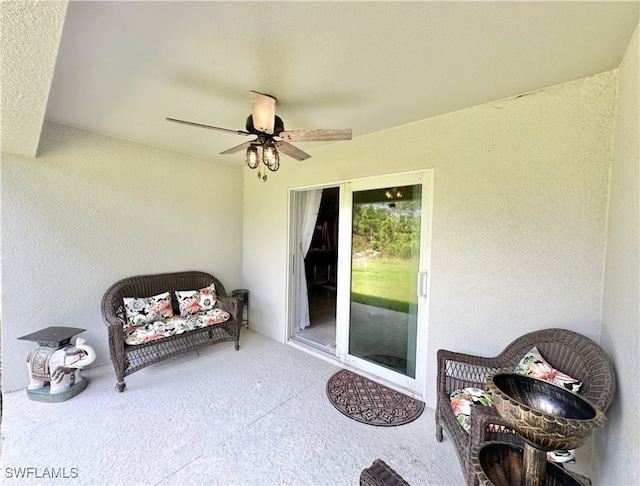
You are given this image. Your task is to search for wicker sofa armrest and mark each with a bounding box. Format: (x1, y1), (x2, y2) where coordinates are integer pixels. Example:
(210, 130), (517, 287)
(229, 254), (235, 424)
(216, 296), (241, 324)
(100, 288), (126, 346)
(103, 314), (125, 340)
(101, 306), (128, 389)
(103, 313), (125, 330)
(102, 295), (125, 326)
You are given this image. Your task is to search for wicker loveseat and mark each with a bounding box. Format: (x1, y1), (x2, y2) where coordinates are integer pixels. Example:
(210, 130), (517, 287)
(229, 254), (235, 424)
(435, 328), (616, 485)
(101, 271), (241, 392)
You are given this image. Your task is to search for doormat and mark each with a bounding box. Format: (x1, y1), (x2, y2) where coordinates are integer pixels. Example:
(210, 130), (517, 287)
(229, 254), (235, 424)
(326, 369), (424, 426)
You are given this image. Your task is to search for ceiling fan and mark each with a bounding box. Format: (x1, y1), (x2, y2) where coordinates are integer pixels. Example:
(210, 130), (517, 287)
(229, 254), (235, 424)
(167, 91), (352, 181)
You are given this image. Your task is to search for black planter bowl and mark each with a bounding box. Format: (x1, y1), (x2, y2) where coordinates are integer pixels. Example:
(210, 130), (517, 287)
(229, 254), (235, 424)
(471, 442), (587, 486)
(487, 373), (605, 451)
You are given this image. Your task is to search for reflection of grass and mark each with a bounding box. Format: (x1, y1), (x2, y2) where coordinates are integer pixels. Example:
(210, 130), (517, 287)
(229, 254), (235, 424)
(351, 258), (415, 313)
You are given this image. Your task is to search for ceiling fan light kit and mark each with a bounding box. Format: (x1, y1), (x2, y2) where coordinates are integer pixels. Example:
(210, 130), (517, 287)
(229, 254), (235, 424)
(262, 141), (280, 170)
(245, 144), (260, 169)
(167, 91), (352, 182)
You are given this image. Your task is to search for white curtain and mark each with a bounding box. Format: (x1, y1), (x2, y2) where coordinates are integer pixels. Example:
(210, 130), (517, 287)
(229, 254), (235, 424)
(298, 189), (323, 330)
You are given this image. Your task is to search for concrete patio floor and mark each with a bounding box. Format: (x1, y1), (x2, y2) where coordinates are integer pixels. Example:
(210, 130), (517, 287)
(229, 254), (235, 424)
(1, 329), (464, 485)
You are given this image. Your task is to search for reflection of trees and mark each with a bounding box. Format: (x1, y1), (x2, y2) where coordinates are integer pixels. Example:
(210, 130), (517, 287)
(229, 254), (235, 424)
(352, 200), (420, 258)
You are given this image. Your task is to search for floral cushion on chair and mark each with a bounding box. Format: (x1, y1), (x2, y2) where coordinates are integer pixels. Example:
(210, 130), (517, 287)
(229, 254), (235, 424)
(123, 291), (174, 327)
(176, 284), (218, 317)
(450, 387), (496, 432)
(515, 347), (582, 392)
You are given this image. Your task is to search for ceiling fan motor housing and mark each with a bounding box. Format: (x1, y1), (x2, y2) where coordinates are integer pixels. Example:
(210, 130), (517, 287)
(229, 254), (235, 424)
(246, 114), (284, 135)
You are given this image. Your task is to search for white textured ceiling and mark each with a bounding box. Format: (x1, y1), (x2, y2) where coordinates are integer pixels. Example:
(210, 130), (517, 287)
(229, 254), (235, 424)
(38, 1), (640, 162)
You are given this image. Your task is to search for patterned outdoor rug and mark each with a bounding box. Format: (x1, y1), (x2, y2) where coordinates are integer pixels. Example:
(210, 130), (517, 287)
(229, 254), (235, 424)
(326, 369), (425, 426)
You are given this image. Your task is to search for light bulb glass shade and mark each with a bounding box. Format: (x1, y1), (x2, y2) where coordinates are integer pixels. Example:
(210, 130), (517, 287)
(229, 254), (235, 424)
(263, 144), (279, 169)
(266, 157), (280, 172)
(246, 145), (259, 169)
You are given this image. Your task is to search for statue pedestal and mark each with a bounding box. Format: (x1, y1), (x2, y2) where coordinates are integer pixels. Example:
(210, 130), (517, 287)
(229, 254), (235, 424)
(19, 326), (93, 402)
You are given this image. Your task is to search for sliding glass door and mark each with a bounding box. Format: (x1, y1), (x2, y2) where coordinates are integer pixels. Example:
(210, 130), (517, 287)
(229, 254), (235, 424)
(290, 171), (431, 395)
(339, 172), (430, 392)
(348, 183), (422, 377)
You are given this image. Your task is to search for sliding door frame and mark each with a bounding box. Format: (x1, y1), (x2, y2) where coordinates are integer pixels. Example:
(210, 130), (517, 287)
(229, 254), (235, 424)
(337, 171), (432, 395)
(287, 170), (433, 397)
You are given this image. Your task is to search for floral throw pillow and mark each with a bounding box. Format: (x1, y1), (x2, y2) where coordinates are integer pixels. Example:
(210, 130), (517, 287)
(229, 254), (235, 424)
(450, 387), (495, 432)
(176, 284), (217, 317)
(514, 347), (582, 392)
(123, 291), (174, 327)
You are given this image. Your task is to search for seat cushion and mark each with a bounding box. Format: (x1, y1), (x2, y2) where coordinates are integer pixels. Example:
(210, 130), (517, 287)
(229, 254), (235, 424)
(123, 309), (230, 345)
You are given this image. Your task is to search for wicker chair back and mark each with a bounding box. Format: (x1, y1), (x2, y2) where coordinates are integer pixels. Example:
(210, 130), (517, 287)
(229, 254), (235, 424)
(435, 327), (616, 485)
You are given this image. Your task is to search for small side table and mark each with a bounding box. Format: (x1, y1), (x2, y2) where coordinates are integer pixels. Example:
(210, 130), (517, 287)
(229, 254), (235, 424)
(18, 326), (96, 402)
(232, 289), (249, 329)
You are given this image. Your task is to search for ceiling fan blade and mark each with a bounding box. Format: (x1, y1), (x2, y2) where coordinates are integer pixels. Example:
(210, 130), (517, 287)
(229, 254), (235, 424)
(166, 117), (251, 136)
(275, 141), (311, 161)
(278, 128), (352, 142)
(250, 91), (276, 134)
(220, 140), (256, 155)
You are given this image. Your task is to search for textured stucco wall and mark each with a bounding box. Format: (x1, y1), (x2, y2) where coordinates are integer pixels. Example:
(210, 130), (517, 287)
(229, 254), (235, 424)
(0, 0), (68, 157)
(243, 73), (617, 409)
(1, 122), (243, 391)
(595, 24), (640, 486)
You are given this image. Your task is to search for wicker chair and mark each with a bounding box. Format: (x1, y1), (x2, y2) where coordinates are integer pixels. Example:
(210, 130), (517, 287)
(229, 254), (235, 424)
(435, 328), (616, 485)
(101, 271), (241, 392)
(360, 459), (410, 486)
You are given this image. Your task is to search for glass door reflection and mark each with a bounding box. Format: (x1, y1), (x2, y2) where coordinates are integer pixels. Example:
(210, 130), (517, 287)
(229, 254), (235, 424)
(349, 184), (422, 378)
